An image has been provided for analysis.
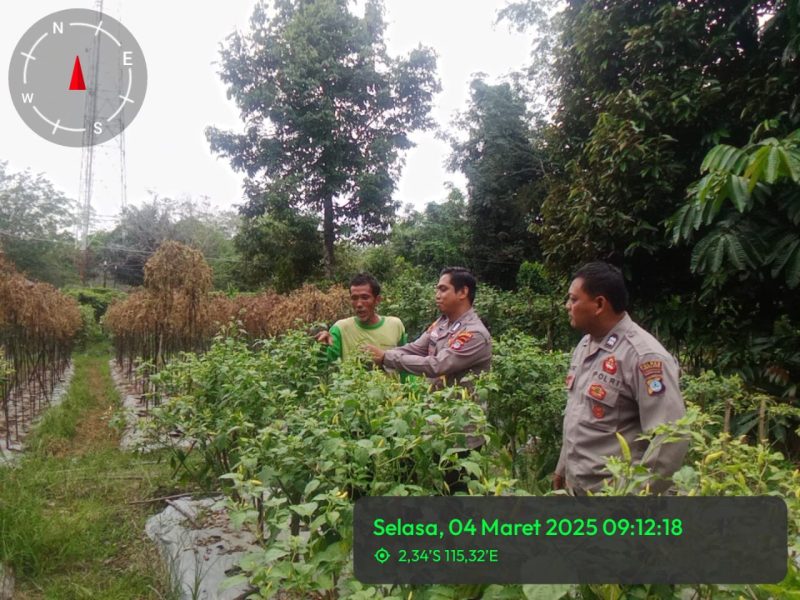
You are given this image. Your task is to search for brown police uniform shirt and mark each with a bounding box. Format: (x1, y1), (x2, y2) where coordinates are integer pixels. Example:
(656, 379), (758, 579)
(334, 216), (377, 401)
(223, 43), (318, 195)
(555, 313), (688, 494)
(383, 308), (492, 449)
(383, 308), (492, 386)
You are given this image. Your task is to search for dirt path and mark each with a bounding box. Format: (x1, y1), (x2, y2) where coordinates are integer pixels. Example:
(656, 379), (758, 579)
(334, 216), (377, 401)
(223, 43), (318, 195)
(0, 346), (179, 600)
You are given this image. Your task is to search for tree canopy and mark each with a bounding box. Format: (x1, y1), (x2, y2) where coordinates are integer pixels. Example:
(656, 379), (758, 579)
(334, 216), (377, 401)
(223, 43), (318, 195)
(0, 161), (78, 286)
(207, 0), (440, 277)
(448, 78), (546, 288)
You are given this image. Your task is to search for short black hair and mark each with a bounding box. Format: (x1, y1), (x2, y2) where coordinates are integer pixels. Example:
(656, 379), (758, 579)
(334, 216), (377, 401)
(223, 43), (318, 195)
(349, 272), (381, 297)
(440, 267), (477, 304)
(573, 262), (628, 313)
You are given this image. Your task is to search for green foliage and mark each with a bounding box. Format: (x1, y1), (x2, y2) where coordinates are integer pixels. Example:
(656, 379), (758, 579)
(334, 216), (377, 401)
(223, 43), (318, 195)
(102, 194), (240, 288)
(76, 304), (104, 347)
(381, 265), (439, 340)
(596, 404), (800, 598)
(476, 334), (569, 489)
(663, 126), (800, 397)
(234, 203), (323, 292)
(472, 284), (576, 350)
(208, 0), (440, 276)
(63, 286), (126, 321)
(670, 125), (800, 289)
(0, 161), (79, 286)
(448, 79), (545, 288)
(681, 370), (800, 446)
(389, 188), (471, 280)
(517, 0), (800, 309)
(149, 329), (518, 597)
(148, 330), (800, 598)
(381, 268), (574, 347)
(516, 261), (554, 294)
(0, 348), (177, 599)
(359, 244), (398, 283)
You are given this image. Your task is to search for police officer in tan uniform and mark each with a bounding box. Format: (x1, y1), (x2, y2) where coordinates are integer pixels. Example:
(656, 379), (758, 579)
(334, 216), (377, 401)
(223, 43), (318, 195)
(365, 267), (491, 390)
(554, 262), (688, 494)
(366, 268), (492, 494)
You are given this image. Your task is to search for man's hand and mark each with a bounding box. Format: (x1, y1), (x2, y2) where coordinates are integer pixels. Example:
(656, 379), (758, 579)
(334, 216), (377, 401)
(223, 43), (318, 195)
(363, 344), (385, 365)
(552, 472), (565, 491)
(315, 330), (333, 345)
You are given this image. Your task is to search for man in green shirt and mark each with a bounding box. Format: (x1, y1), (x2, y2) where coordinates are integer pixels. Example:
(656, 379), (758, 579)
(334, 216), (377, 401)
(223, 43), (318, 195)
(316, 273), (407, 361)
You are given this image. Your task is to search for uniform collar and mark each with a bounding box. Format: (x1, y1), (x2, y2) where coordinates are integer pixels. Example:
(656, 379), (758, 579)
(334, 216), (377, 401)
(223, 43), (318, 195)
(441, 307), (475, 331)
(583, 313), (633, 355)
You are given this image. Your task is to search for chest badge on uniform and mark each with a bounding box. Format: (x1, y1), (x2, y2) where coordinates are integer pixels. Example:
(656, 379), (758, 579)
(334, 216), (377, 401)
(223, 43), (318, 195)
(449, 329), (473, 351)
(565, 374), (575, 390)
(592, 402), (605, 419)
(588, 383), (606, 401)
(605, 334), (618, 349)
(602, 355), (617, 374)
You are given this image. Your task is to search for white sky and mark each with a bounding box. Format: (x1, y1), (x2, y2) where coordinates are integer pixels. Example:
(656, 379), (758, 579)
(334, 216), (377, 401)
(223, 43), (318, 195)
(0, 0), (531, 230)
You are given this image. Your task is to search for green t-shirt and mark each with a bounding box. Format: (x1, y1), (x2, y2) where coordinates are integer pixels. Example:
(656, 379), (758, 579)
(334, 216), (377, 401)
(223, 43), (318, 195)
(326, 315), (407, 362)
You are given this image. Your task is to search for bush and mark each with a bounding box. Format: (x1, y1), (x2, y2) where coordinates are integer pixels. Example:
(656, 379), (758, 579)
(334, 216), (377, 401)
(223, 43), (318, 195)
(476, 333), (570, 489)
(62, 286), (126, 321)
(76, 304), (104, 347)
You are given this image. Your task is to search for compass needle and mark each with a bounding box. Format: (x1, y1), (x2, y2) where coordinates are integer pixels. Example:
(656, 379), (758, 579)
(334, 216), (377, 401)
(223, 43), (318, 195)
(69, 55), (87, 91)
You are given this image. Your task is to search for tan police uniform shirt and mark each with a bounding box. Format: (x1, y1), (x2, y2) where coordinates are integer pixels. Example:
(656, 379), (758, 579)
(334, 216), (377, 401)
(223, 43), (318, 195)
(383, 308), (492, 449)
(383, 308), (492, 385)
(555, 313), (688, 493)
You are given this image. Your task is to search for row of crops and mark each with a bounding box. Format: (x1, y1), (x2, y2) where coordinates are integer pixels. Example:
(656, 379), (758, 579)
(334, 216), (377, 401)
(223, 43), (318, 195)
(0, 252), (81, 448)
(136, 329), (799, 599)
(104, 241), (351, 387)
(97, 242), (799, 597)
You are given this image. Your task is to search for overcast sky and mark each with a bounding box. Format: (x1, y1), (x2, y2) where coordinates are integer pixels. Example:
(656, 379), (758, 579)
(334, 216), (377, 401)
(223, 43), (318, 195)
(1, 0), (531, 230)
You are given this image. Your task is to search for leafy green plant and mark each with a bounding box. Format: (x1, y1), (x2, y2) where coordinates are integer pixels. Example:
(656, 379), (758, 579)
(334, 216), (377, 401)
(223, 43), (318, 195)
(476, 334), (569, 489)
(670, 126), (800, 289)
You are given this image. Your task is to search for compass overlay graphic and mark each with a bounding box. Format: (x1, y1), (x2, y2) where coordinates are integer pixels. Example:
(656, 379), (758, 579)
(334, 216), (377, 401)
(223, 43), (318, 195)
(9, 9), (147, 147)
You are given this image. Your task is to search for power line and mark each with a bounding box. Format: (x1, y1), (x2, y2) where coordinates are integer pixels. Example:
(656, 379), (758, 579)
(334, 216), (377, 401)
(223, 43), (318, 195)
(0, 229), (240, 263)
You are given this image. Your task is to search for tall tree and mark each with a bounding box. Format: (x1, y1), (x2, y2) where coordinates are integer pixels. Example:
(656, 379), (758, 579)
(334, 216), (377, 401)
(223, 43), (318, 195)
(448, 79), (546, 288)
(207, 0), (440, 278)
(103, 195), (177, 286)
(504, 0), (800, 302)
(0, 161), (78, 286)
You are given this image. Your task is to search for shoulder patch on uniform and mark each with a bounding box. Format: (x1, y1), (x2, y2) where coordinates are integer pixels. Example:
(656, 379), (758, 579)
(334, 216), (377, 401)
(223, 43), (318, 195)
(426, 319), (439, 333)
(646, 377), (665, 395)
(449, 329), (473, 351)
(640, 358), (665, 395)
(565, 374), (575, 390)
(639, 359), (663, 378)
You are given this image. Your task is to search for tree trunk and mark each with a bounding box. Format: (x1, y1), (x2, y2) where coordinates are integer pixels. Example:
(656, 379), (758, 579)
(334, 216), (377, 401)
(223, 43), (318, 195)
(323, 195), (335, 279)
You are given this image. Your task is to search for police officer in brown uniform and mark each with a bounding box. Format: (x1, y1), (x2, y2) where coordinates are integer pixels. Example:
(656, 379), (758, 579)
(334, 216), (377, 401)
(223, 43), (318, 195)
(366, 267), (492, 492)
(365, 267), (492, 391)
(554, 262), (688, 494)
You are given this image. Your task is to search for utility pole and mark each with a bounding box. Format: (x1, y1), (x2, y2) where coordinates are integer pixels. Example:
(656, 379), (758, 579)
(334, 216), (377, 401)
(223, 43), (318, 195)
(76, 0), (129, 286)
(77, 0), (103, 283)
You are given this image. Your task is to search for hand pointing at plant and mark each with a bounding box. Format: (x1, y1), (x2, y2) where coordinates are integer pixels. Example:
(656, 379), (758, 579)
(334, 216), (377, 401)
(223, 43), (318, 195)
(363, 344), (385, 365)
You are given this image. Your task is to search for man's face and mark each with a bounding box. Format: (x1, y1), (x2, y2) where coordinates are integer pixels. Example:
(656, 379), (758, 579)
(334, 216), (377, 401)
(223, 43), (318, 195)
(565, 277), (599, 332)
(350, 283), (379, 323)
(435, 273), (467, 315)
